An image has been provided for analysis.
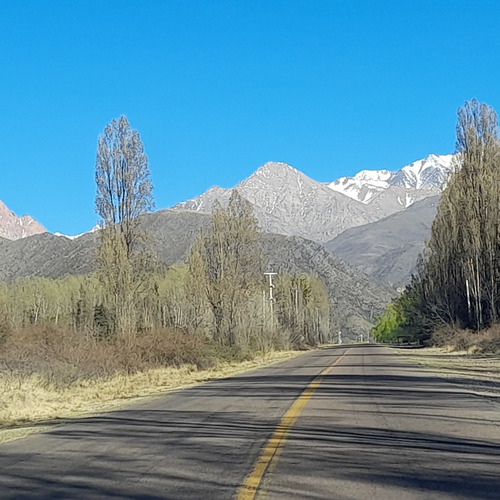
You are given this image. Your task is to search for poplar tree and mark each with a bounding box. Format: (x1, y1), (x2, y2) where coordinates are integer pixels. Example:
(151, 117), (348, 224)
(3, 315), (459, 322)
(188, 190), (263, 347)
(95, 115), (154, 256)
(94, 115), (155, 339)
(407, 99), (500, 333)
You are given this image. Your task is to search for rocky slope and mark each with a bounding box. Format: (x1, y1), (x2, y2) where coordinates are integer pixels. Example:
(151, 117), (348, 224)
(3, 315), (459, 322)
(0, 200), (47, 240)
(325, 196), (440, 287)
(174, 162), (381, 242)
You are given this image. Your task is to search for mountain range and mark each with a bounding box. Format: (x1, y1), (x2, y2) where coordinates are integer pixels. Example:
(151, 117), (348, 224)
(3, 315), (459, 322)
(171, 154), (450, 284)
(0, 153), (452, 335)
(1, 153), (451, 245)
(174, 154), (452, 243)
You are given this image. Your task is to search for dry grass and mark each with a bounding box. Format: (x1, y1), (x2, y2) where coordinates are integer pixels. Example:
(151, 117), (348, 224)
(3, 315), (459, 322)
(432, 324), (500, 354)
(394, 346), (500, 381)
(0, 349), (303, 444)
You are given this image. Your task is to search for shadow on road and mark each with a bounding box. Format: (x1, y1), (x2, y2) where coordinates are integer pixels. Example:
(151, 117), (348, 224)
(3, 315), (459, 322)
(0, 345), (499, 499)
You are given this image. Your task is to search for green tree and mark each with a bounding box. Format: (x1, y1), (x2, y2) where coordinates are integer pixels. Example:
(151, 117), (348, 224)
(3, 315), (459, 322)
(187, 190), (263, 347)
(371, 303), (405, 343)
(407, 99), (500, 335)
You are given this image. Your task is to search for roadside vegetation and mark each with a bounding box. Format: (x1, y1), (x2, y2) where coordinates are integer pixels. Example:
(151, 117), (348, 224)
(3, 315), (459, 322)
(372, 99), (500, 354)
(0, 115), (331, 435)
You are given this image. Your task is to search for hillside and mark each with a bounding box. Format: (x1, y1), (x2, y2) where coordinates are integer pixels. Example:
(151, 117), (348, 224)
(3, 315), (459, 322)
(262, 234), (394, 336)
(325, 196), (440, 287)
(0, 209), (392, 338)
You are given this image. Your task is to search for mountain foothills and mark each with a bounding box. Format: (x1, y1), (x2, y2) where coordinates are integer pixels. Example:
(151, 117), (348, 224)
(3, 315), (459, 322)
(326, 196), (440, 287)
(0, 209), (392, 338)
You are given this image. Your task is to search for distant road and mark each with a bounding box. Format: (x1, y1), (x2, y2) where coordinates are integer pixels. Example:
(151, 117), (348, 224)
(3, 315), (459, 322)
(1, 345), (499, 499)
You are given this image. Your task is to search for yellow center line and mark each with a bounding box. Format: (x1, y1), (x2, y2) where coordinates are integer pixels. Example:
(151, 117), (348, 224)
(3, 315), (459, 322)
(236, 349), (349, 500)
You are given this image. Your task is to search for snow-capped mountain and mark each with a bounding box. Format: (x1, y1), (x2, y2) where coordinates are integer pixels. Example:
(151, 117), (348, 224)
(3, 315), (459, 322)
(0, 200), (47, 240)
(329, 154), (455, 209)
(54, 224), (102, 240)
(173, 154), (454, 243)
(174, 161), (380, 242)
(328, 169), (393, 203)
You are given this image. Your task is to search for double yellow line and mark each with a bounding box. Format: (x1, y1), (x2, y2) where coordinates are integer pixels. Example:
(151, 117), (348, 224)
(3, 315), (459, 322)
(237, 349), (348, 500)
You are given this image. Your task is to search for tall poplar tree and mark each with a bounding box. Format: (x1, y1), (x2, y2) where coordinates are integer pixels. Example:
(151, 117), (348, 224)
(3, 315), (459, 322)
(187, 190), (263, 347)
(410, 99), (500, 332)
(94, 115), (155, 338)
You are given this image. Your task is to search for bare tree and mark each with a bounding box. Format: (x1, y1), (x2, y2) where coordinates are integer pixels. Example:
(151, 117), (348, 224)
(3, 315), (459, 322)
(95, 115), (154, 256)
(94, 116), (155, 339)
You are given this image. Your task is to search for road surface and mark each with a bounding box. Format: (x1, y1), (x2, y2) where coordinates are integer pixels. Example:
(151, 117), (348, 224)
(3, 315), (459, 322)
(0, 345), (499, 499)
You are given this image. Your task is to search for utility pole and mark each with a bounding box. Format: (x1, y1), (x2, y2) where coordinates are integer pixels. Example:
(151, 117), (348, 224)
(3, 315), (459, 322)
(338, 330), (342, 345)
(292, 287), (299, 316)
(264, 272), (277, 326)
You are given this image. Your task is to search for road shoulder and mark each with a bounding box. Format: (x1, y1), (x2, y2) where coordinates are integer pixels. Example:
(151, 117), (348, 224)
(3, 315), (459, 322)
(392, 346), (500, 399)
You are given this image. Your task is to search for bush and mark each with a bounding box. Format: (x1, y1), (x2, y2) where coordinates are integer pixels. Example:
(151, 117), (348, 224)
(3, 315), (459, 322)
(0, 323), (215, 387)
(0, 314), (11, 349)
(432, 324), (500, 354)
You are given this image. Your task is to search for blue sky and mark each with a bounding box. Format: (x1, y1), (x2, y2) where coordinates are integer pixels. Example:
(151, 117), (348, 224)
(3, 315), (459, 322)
(1, 1), (499, 235)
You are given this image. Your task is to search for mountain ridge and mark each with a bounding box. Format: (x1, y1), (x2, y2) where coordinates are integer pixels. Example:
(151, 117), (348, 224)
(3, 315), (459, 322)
(329, 153), (454, 207)
(0, 200), (47, 240)
(173, 154), (452, 243)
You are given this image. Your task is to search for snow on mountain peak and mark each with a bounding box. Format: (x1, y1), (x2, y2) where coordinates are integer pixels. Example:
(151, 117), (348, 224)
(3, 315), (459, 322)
(396, 153), (454, 189)
(54, 224), (102, 240)
(329, 153), (455, 204)
(329, 169), (392, 203)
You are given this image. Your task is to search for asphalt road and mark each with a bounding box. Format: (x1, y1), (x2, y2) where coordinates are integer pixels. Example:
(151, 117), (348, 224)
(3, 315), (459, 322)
(1, 345), (499, 499)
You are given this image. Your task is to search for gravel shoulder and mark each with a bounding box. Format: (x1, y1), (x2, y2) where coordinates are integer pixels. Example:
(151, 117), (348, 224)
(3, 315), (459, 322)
(393, 346), (500, 398)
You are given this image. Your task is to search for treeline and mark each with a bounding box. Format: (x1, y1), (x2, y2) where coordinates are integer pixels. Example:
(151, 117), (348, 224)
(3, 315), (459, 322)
(372, 99), (500, 352)
(0, 197), (330, 357)
(0, 263), (329, 352)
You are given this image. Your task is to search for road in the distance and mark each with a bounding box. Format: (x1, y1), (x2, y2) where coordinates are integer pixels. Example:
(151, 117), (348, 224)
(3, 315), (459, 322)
(0, 345), (499, 499)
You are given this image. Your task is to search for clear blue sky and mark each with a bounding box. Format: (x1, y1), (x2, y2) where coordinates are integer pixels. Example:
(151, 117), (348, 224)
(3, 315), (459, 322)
(1, 1), (499, 235)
